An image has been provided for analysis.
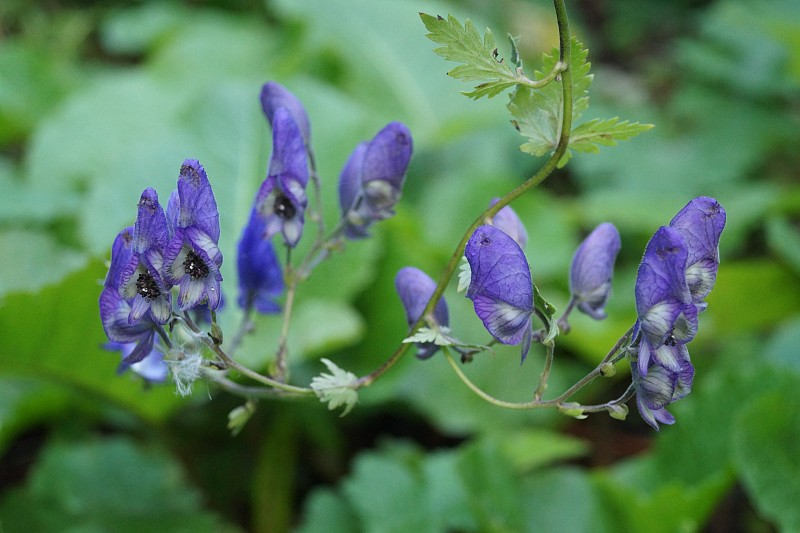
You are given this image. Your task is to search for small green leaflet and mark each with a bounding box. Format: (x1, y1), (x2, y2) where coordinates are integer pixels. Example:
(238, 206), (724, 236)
(420, 13), (524, 99)
(310, 358), (359, 416)
(403, 326), (453, 346)
(508, 37), (652, 167)
(457, 256), (471, 292)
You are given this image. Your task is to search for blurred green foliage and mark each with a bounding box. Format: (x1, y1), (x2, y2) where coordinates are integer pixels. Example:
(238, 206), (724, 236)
(1, 0), (799, 532)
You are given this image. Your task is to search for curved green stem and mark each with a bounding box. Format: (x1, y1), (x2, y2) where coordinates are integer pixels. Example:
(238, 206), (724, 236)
(356, 0), (573, 389)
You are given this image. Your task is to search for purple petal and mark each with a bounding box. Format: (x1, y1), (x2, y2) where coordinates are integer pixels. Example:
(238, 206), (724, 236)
(669, 197), (726, 303)
(465, 225), (533, 347)
(104, 227), (134, 289)
(395, 267), (449, 329)
(338, 142), (368, 224)
(361, 122), (412, 201)
(132, 188), (169, 254)
(237, 210), (284, 313)
(175, 159), (220, 242)
(260, 81), (311, 144)
(488, 198), (528, 249)
(569, 222), (621, 320)
(268, 107), (309, 188)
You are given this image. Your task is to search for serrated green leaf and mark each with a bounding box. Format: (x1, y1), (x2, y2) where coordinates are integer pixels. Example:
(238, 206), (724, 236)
(310, 359), (359, 416)
(570, 118), (654, 153)
(509, 38), (591, 160)
(420, 13), (524, 99)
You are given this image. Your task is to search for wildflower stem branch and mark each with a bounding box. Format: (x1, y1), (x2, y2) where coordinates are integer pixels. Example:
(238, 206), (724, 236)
(356, 0), (573, 389)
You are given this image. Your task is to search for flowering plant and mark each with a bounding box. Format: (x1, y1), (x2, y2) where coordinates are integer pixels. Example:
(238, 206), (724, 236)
(96, 0), (725, 434)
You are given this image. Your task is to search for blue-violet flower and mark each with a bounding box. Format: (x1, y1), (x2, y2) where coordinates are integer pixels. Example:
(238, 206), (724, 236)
(669, 196), (726, 309)
(395, 267), (449, 359)
(339, 122), (412, 239)
(632, 354), (694, 430)
(100, 227), (163, 374)
(487, 198), (528, 249)
(254, 107), (309, 247)
(237, 209), (284, 313)
(163, 159), (224, 311)
(260, 81), (311, 145)
(118, 188), (172, 324)
(465, 224), (534, 363)
(569, 222), (621, 320)
(634, 226), (697, 377)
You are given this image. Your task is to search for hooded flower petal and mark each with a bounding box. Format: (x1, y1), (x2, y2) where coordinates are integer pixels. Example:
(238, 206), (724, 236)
(100, 227), (162, 376)
(118, 189), (172, 324)
(669, 196), (726, 306)
(339, 122), (412, 239)
(237, 209), (284, 313)
(634, 226), (698, 376)
(255, 107), (309, 247)
(163, 160), (224, 310)
(465, 225), (534, 362)
(631, 355), (694, 430)
(569, 222), (621, 320)
(395, 267), (449, 359)
(171, 159), (220, 242)
(260, 81), (311, 144)
(488, 198), (528, 249)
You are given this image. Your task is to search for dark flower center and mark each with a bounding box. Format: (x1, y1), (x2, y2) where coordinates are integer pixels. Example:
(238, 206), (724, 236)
(664, 333), (676, 346)
(184, 250), (209, 280)
(274, 194), (296, 220)
(136, 272), (161, 301)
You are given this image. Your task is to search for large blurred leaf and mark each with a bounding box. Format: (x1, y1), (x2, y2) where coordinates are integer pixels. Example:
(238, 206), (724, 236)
(522, 467), (608, 533)
(733, 385), (800, 533)
(0, 229), (87, 296)
(0, 260), (184, 423)
(0, 436), (239, 532)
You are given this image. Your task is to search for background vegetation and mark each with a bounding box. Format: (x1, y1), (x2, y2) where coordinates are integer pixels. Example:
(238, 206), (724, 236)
(1, 0), (799, 531)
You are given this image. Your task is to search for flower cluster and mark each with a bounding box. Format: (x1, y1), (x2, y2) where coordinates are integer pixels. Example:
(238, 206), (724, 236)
(100, 82), (414, 388)
(99, 160), (222, 378)
(632, 197), (726, 429)
(394, 194), (724, 430)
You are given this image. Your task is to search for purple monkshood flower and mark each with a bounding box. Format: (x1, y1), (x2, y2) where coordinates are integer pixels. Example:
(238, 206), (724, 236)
(260, 81), (311, 145)
(118, 188), (172, 325)
(163, 159), (224, 311)
(339, 122), (413, 239)
(465, 225), (534, 363)
(254, 107), (309, 247)
(100, 227), (163, 374)
(569, 222), (621, 320)
(631, 355), (694, 430)
(669, 196), (726, 309)
(104, 341), (168, 382)
(488, 198), (528, 249)
(634, 226), (698, 377)
(395, 267), (449, 359)
(237, 209), (284, 313)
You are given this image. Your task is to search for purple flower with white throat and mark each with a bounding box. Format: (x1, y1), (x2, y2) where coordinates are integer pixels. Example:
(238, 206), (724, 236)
(487, 198), (528, 249)
(100, 227), (163, 375)
(634, 226), (697, 377)
(254, 107), (309, 247)
(569, 222), (621, 320)
(118, 188), (172, 325)
(632, 354), (694, 430)
(237, 209), (284, 313)
(395, 267), (449, 359)
(260, 81), (311, 145)
(163, 159), (223, 311)
(339, 122), (412, 239)
(465, 225), (534, 363)
(669, 196), (726, 309)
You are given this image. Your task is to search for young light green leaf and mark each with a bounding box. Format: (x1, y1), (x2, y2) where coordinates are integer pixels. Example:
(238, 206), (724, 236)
(569, 117), (654, 154)
(420, 13), (523, 99)
(509, 38), (591, 164)
(533, 283), (558, 345)
(310, 358), (359, 416)
(403, 326), (453, 346)
(457, 256), (471, 292)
